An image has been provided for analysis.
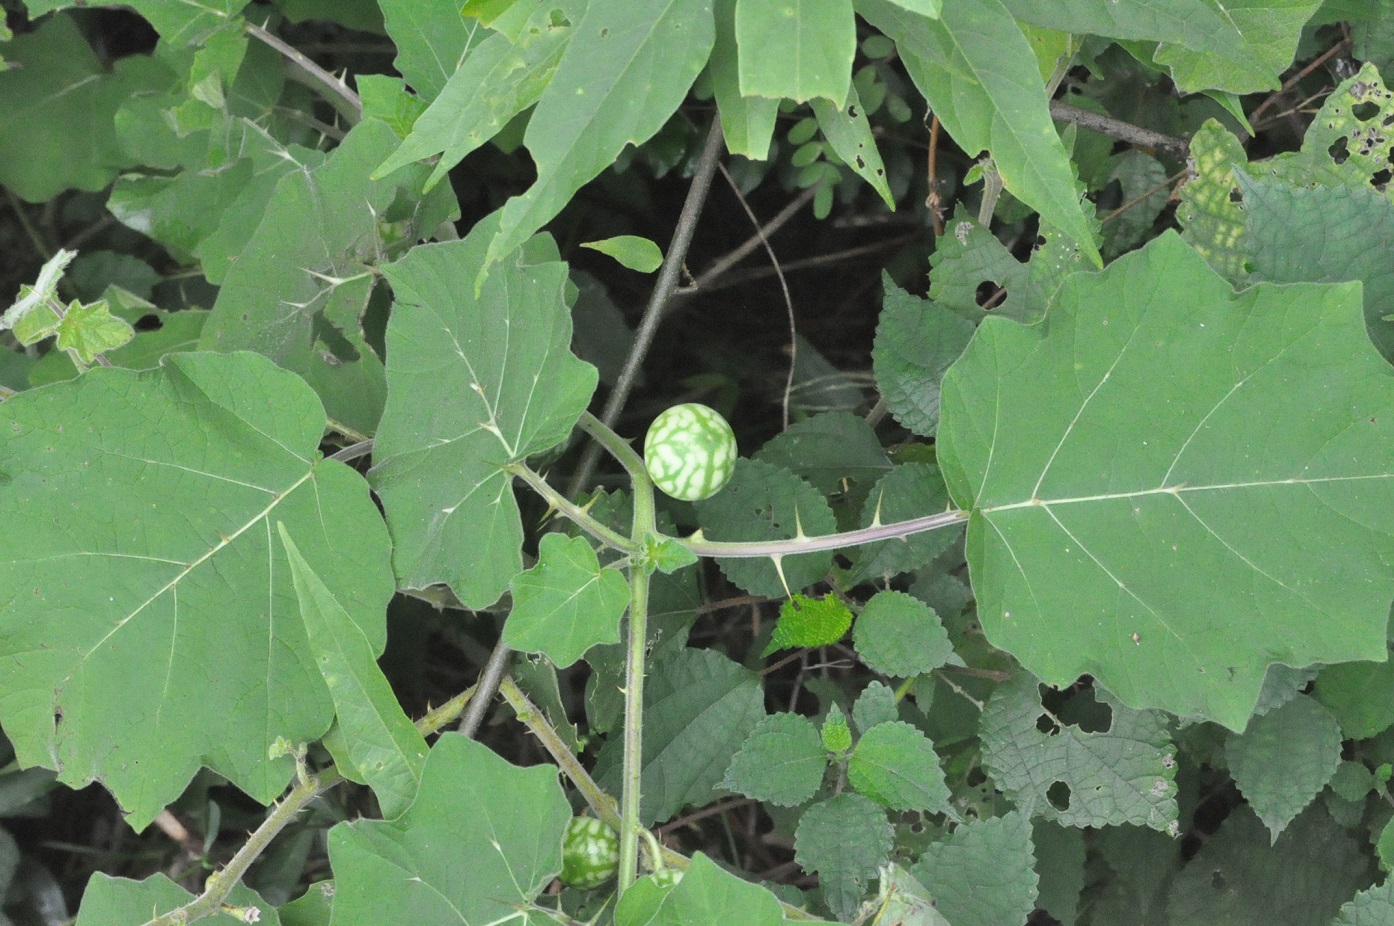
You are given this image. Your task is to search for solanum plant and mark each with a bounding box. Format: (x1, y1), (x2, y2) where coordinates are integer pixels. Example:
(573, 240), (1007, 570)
(1, 1), (1394, 925)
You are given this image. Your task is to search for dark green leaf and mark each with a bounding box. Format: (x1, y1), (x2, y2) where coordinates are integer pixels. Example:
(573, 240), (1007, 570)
(504, 533), (629, 667)
(848, 721), (950, 812)
(847, 464), (960, 583)
(754, 411), (891, 495)
(736, 0), (855, 105)
(872, 275), (975, 437)
(1226, 696), (1343, 842)
(796, 793), (893, 919)
(853, 591), (956, 679)
(911, 812), (1037, 926)
(721, 712), (827, 807)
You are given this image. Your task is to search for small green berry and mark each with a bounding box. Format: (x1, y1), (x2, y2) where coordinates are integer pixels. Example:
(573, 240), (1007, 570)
(643, 403), (737, 502)
(559, 816), (619, 890)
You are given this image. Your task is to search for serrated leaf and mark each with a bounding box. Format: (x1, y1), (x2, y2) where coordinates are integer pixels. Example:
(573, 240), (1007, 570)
(1240, 175), (1394, 363)
(54, 299), (136, 365)
(853, 680), (899, 733)
(695, 458), (838, 599)
(1332, 878), (1394, 926)
(370, 219), (598, 609)
(581, 235), (664, 273)
(1226, 695), (1343, 842)
(481, 0), (714, 281)
(504, 533), (629, 667)
(823, 703), (853, 754)
(1164, 805), (1370, 926)
(848, 721), (950, 813)
(597, 648), (764, 825)
(721, 712), (827, 807)
(858, 0), (1100, 265)
(0, 352), (394, 830)
(1151, 0), (1322, 94)
(855, 863), (951, 926)
(1176, 120), (1249, 283)
(939, 231), (1394, 729)
(981, 673), (1178, 831)
(847, 464), (961, 583)
(329, 735), (572, 926)
(873, 274), (976, 436)
(75, 872), (276, 926)
(853, 591), (957, 678)
(374, 2), (581, 187)
(911, 812), (1038, 926)
(753, 411), (891, 495)
(1100, 150), (1168, 260)
(735, 0), (854, 105)
(762, 594), (854, 656)
(810, 84), (894, 208)
(200, 119), (450, 437)
(795, 793), (893, 920)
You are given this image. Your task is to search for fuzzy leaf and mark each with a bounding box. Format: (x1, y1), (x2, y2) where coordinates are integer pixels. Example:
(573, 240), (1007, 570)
(911, 813), (1038, 926)
(1226, 695), (1343, 842)
(763, 594), (854, 656)
(848, 721), (950, 813)
(721, 712), (827, 807)
(853, 591), (957, 679)
(795, 793), (894, 920)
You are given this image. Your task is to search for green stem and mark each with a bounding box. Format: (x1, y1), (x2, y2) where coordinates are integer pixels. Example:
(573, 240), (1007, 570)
(682, 509), (969, 558)
(507, 463), (642, 555)
(618, 564), (651, 894)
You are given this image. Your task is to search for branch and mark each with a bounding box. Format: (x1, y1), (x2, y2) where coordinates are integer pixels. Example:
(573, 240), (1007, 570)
(681, 509), (969, 558)
(1049, 100), (1189, 156)
(246, 20), (362, 124)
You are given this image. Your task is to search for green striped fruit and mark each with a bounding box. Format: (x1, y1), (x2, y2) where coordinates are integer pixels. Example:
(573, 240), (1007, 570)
(560, 816), (619, 890)
(643, 403), (737, 502)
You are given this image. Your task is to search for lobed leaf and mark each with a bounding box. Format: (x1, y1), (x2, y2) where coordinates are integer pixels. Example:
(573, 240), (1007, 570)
(504, 533), (629, 668)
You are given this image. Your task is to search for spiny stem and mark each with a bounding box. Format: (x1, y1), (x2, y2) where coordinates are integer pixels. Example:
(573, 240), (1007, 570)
(507, 462), (641, 555)
(681, 509), (969, 558)
(246, 20), (362, 124)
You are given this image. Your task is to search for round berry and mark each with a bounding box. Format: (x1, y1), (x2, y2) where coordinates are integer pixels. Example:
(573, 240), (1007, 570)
(559, 816), (619, 890)
(643, 403), (737, 502)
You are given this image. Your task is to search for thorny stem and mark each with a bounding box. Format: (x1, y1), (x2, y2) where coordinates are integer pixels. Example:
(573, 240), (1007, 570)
(682, 508), (969, 558)
(246, 20), (362, 124)
(568, 119), (727, 497)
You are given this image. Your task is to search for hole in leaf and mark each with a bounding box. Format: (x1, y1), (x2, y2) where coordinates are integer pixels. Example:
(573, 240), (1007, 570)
(1373, 168), (1392, 188)
(1046, 781), (1071, 810)
(1036, 713), (1060, 735)
(975, 281), (1006, 310)
(1353, 101), (1380, 121)
(1228, 187), (1243, 204)
(1329, 136), (1351, 164)
(965, 767), (987, 786)
(133, 313), (163, 332)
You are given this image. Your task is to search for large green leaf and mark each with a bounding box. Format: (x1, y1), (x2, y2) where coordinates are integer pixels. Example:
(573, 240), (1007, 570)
(1150, 0), (1322, 94)
(481, 0), (715, 280)
(329, 734), (572, 926)
(378, 0), (480, 100)
(998, 0), (1244, 53)
(857, 0), (1100, 266)
(75, 873), (276, 926)
(199, 119), (454, 437)
(939, 232), (1394, 729)
(370, 222), (597, 609)
(0, 352), (394, 829)
(735, 0), (855, 106)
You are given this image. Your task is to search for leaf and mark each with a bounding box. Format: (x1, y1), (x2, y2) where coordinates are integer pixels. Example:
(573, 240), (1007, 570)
(858, 0), (1100, 266)
(378, 0), (480, 100)
(1163, 805), (1371, 926)
(596, 648), (765, 825)
(54, 299), (136, 365)
(998, 0), (1244, 53)
(26, 0), (251, 45)
(710, 0), (779, 159)
(1314, 646), (1394, 740)
(981, 673), (1178, 831)
(356, 74), (428, 139)
(1240, 175), (1394, 364)
(0, 352), (394, 830)
(721, 712), (827, 807)
(1175, 120), (1250, 283)
(1100, 150), (1168, 260)
(735, 0), (855, 106)
(1033, 822), (1086, 926)
(938, 231), (1394, 729)
(75, 873), (276, 926)
(852, 591), (956, 679)
(794, 793), (893, 920)
(753, 411), (891, 495)
(580, 235), (665, 273)
(854, 863), (951, 926)
(279, 525), (427, 820)
(370, 220), (597, 609)
(852, 680), (899, 733)
(695, 458), (838, 599)
(822, 703), (853, 754)
(481, 0), (715, 281)
(1258, 63), (1394, 190)
(373, 2), (581, 188)
(1332, 879), (1394, 926)
(846, 464), (961, 583)
(638, 531), (700, 575)
(1226, 695), (1343, 843)
(873, 273), (976, 437)
(620, 853), (788, 926)
(278, 881), (335, 926)
(810, 84), (893, 207)
(762, 594), (854, 656)
(848, 721), (950, 813)
(911, 813), (1038, 926)
(199, 119), (452, 437)
(329, 734), (572, 926)
(1151, 0), (1322, 94)
(504, 533), (629, 667)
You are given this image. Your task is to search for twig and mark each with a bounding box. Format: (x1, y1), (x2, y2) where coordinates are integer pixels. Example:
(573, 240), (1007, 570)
(458, 638), (513, 737)
(676, 186), (817, 295)
(713, 159), (799, 430)
(567, 119), (727, 497)
(1048, 100), (1189, 156)
(1249, 36), (1351, 129)
(246, 20), (362, 124)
